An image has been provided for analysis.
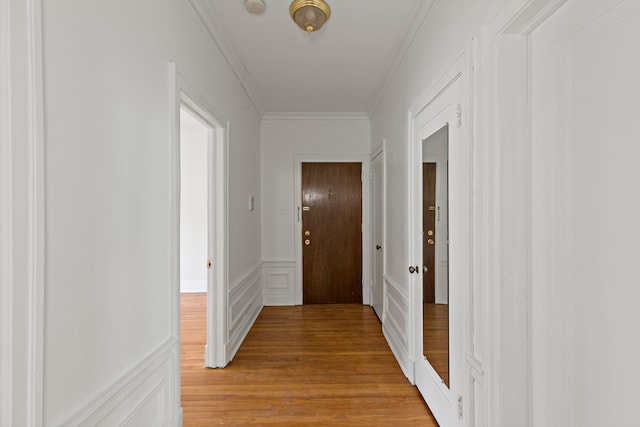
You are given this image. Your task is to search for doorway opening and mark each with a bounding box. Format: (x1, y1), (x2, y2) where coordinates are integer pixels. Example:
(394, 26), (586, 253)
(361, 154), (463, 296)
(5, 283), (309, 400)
(178, 93), (227, 369)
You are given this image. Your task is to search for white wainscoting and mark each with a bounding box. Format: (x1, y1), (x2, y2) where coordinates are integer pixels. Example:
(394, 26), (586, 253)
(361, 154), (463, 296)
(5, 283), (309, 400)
(226, 263), (263, 362)
(261, 260), (295, 306)
(63, 338), (181, 427)
(179, 280), (206, 293)
(382, 274), (413, 382)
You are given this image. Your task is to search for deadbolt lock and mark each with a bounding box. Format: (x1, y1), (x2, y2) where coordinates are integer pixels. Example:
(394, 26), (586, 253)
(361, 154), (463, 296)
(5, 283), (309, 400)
(304, 230), (311, 237)
(427, 230), (434, 236)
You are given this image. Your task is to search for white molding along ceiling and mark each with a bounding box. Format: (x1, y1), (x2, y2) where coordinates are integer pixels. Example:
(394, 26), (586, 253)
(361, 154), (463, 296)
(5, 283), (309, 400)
(189, 0), (433, 116)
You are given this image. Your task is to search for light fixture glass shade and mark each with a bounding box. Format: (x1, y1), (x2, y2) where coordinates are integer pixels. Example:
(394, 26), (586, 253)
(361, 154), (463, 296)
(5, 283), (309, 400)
(289, 0), (331, 33)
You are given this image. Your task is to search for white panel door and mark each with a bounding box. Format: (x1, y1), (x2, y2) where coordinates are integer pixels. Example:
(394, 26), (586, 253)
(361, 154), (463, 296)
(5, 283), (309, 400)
(372, 151), (384, 319)
(529, 1), (640, 425)
(410, 70), (468, 427)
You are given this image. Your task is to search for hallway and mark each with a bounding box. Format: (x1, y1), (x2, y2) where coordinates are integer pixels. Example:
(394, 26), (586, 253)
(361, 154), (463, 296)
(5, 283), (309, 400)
(181, 294), (438, 426)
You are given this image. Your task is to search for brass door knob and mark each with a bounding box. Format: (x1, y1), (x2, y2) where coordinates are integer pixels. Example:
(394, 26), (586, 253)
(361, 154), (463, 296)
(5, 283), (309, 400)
(304, 239), (311, 246)
(427, 239), (435, 245)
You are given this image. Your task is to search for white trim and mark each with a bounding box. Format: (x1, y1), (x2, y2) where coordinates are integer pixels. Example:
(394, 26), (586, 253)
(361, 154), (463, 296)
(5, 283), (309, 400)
(262, 112), (370, 121)
(1, 0), (45, 424)
(366, 0), (436, 116)
(481, 1), (569, 426)
(293, 154), (371, 306)
(0, 0), (13, 427)
(261, 260), (296, 306)
(187, 0), (265, 116)
(0, 0), (13, 422)
(63, 339), (179, 427)
(381, 274), (412, 381)
(370, 142), (385, 321)
(226, 263), (263, 362)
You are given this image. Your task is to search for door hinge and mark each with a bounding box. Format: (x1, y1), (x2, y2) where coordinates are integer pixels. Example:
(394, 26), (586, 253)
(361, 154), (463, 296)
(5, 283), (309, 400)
(457, 395), (463, 420)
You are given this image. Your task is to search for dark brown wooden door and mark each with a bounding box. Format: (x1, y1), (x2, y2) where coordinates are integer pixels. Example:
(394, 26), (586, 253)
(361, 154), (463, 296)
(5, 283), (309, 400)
(302, 162), (362, 304)
(422, 163), (436, 304)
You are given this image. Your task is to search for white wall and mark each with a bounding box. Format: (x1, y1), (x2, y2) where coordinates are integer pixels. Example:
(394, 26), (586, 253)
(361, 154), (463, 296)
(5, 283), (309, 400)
(260, 115), (370, 304)
(179, 125), (208, 293)
(41, 0), (261, 424)
(529, 1), (640, 425)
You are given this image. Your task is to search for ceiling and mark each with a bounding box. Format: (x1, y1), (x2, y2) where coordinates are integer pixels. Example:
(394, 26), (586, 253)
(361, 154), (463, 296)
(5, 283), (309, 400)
(189, 0), (433, 116)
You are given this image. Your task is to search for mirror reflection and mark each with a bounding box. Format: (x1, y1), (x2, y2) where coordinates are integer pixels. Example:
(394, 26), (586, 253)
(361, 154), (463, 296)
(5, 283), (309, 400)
(422, 125), (449, 387)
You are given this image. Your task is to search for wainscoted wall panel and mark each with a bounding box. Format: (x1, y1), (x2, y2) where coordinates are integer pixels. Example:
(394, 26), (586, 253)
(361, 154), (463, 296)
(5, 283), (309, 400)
(226, 263), (263, 361)
(261, 260), (295, 306)
(64, 339), (180, 427)
(382, 274), (412, 381)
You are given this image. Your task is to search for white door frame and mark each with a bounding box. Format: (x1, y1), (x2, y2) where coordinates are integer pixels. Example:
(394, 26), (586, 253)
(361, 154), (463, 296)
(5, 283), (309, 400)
(480, 1), (569, 425)
(370, 144), (385, 320)
(169, 64), (229, 374)
(293, 154), (371, 305)
(408, 54), (469, 427)
(1, 0), (45, 424)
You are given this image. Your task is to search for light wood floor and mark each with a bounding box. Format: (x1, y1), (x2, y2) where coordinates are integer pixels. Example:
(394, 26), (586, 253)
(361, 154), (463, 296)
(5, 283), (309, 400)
(181, 293), (438, 426)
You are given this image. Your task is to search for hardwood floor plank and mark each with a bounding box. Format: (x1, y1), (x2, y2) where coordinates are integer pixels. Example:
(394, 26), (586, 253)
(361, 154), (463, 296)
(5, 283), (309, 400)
(181, 293), (438, 426)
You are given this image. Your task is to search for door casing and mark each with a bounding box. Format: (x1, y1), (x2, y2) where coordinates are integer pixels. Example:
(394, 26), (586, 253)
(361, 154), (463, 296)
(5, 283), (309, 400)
(371, 146), (385, 320)
(293, 154), (371, 306)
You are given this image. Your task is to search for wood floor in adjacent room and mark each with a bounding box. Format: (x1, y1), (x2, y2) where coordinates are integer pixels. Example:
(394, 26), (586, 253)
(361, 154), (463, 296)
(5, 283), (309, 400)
(181, 293), (438, 426)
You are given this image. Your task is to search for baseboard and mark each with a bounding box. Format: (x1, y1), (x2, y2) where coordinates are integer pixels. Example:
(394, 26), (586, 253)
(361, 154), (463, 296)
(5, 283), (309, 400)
(180, 280), (206, 293)
(63, 338), (180, 427)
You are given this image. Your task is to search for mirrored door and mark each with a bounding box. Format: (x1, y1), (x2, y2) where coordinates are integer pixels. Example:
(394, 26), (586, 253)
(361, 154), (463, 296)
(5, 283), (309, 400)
(410, 70), (468, 427)
(422, 125), (449, 387)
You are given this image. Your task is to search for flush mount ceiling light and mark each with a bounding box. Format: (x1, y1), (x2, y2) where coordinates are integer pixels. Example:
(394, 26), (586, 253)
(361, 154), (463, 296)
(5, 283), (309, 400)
(245, 0), (266, 15)
(289, 0), (331, 33)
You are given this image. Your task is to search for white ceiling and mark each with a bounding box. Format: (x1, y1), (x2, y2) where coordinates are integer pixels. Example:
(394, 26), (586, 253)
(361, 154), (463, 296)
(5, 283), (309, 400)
(189, 0), (433, 115)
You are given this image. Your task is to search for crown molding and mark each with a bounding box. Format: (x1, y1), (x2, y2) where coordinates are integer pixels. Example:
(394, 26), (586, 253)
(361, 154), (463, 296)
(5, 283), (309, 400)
(189, 0), (266, 117)
(366, 0), (436, 117)
(262, 112), (370, 121)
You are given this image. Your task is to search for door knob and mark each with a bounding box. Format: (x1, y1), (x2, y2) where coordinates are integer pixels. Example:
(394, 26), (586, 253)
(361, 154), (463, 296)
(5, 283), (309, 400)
(376, 245), (382, 250)
(409, 266), (416, 274)
(427, 239), (435, 245)
(207, 260), (212, 269)
(423, 266), (428, 273)
(304, 239), (311, 246)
